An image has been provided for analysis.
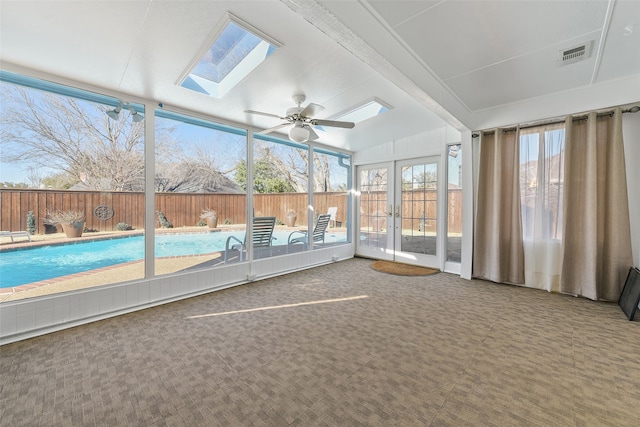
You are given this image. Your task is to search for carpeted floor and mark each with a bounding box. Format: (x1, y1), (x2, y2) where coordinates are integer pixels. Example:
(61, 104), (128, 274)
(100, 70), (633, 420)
(1, 257), (639, 426)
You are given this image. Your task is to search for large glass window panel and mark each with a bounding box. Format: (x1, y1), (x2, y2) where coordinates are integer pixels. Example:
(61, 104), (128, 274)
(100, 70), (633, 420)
(249, 136), (308, 259)
(154, 111), (247, 270)
(0, 76), (145, 300)
(447, 144), (462, 263)
(311, 149), (350, 250)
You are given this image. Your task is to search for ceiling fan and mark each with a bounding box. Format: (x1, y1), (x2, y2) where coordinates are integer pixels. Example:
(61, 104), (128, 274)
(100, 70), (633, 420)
(244, 94), (355, 143)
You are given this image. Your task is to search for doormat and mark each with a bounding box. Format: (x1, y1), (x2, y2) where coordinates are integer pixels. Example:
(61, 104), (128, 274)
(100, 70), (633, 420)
(370, 260), (439, 276)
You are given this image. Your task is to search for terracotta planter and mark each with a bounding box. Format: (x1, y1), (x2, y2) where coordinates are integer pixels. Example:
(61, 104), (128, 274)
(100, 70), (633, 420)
(62, 221), (84, 238)
(205, 216), (218, 228)
(285, 214), (297, 227)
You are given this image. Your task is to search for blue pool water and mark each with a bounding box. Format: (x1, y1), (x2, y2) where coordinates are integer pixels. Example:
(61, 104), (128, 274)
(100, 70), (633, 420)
(0, 230), (328, 289)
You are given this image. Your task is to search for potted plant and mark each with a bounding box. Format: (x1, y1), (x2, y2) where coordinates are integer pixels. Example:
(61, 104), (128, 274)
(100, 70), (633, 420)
(200, 208), (218, 228)
(45, 209), (86, 238)
(285, 210), (297, 227)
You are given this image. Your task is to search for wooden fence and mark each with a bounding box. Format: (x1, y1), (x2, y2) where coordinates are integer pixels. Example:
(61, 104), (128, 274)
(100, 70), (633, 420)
(0, 189), (349, 234)
(359, 189), (462, 233)
(0, 189), (461, 234)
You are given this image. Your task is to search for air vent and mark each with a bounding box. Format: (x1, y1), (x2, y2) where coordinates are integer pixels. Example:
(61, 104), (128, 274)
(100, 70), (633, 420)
(558, 41), (593, 65)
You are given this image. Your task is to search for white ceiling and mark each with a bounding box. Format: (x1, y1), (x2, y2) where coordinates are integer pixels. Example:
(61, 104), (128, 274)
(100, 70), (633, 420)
(1, 0), (639, 152)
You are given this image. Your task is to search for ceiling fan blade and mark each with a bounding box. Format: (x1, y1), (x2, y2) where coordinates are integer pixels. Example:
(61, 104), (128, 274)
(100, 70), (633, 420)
(300, 103), (324, 118)
(244, 109), (284, 119)
(311, 119), (355, 129)
(257, 122), (291, 135)
(307, 126), (320, 141)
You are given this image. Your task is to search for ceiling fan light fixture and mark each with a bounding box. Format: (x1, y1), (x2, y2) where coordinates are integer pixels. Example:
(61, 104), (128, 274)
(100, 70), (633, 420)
(247, 93), (354, 141)
(289, 123), (310, 143)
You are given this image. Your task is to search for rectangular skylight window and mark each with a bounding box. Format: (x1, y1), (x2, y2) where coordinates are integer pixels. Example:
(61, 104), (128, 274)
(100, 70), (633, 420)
(334, 98), (391, 123)
(179, 15), (279, 98)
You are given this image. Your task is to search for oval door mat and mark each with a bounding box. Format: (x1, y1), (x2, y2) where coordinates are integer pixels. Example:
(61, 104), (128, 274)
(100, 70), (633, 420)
(371, 260), (439, 276)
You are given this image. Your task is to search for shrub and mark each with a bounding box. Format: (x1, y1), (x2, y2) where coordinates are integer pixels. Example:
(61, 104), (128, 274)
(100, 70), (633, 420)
(116, 222), (131, 231)
(224, 218), (232, 225)
(157, 211), (173, 228)
(26, 211), (36, 234)
(196, 219), (207, 227)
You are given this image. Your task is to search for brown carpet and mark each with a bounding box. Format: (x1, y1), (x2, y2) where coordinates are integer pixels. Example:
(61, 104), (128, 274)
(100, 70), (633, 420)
(1, 258), (639, 426)
(371, 260), (439, 276)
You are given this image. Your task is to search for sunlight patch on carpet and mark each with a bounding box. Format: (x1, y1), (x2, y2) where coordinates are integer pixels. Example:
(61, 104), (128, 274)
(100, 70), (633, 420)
(371, 260), (439, 276)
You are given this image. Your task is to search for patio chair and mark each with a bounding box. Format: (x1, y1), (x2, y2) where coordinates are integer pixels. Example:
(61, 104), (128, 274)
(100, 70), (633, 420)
(327, 207), (338, 228)
(224, 216), (276, 262)
(0, 230), (32, 243)
(287, 214), (331, 252)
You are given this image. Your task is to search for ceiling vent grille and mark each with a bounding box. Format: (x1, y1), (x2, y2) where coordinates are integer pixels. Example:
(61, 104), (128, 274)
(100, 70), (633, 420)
(558, 41), (593, 65)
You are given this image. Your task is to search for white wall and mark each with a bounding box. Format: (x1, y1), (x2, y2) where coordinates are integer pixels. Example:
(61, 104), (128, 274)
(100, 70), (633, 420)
(353, 125), (461, 165)
(472, 75), (640, 131)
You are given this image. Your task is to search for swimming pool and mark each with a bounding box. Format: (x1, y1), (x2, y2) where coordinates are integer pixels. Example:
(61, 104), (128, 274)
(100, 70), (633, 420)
(0, 230), (344, 289)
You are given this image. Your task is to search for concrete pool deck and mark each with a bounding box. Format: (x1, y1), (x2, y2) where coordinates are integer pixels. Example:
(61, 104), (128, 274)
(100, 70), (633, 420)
(1, 225), (347, 302)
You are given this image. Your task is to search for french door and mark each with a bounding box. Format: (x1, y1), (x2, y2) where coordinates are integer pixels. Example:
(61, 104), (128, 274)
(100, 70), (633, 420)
(356, 157), (440, 268)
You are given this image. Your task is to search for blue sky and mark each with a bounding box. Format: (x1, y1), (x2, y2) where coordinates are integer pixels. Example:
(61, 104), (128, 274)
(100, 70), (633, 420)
(0, 162), (33, 184)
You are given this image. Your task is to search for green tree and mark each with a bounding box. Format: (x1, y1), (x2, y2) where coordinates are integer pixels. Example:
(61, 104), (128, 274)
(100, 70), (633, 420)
(41, 172), (78, 189)
(234, 158), (296, 193)
(0, 181), (28, 188)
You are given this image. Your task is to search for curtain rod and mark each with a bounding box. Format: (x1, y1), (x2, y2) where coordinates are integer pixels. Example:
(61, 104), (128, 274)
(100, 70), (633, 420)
(472, 105), (640, 138)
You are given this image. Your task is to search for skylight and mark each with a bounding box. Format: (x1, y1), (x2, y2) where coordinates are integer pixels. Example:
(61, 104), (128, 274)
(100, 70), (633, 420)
(179, 16), (278, 98)
(334, 98), (391, 123)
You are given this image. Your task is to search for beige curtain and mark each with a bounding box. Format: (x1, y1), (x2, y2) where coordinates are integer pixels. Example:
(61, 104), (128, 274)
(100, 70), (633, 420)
(561, 108), (633, 301)
(473, 129), (525, 284)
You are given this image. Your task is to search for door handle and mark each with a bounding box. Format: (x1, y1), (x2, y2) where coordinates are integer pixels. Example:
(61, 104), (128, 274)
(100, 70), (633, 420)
(395, 205), (400, 218)
(387, 204), (393, 216)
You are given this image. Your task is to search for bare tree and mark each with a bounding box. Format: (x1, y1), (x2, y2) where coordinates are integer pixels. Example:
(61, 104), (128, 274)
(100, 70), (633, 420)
(1, 82), (342, 194)
(1, 85), (151, 191)
(255, 142), (336, 192)
(156, 152), (242, 192)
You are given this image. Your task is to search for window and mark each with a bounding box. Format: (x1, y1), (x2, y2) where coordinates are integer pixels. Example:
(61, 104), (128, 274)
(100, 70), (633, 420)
(447, 144), (462, 263)
(312, 149), (350, 246)
(519, 125), (565, 240)
(249, 136), (309, 259)
(179, 16), (278, 98)
(333, 98), (390, 124)
(0, 74), (146, 298)
(154, 110), (247, 272)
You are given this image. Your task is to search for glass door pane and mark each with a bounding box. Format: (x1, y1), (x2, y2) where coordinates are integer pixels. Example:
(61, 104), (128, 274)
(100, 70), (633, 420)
(396, 157), (439, 267)
(357, 165), (392, 260)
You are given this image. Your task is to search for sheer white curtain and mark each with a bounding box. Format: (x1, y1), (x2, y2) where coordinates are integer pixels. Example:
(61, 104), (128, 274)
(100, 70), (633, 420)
(519, 125), (565, 292)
